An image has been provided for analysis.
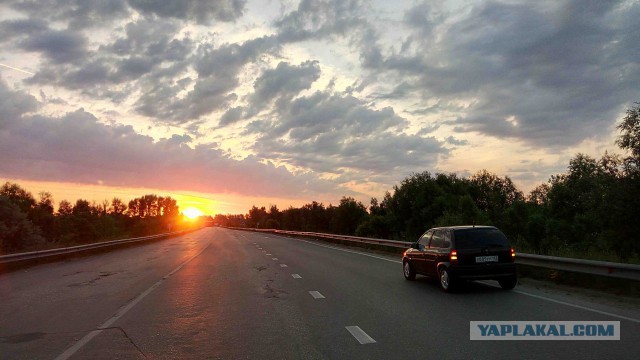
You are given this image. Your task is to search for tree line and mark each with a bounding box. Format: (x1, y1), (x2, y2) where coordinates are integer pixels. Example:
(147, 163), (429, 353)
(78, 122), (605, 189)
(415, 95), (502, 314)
(0, 187), (197, 254)
(216, 103), (640, 263)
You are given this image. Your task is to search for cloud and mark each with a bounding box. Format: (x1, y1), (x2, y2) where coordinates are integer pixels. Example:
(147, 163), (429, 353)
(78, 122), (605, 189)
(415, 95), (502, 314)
(362, 0), (640, 147)
(134, 35), (280, 123)
(0, 80), (341, 198)
(5, 0), (128, 29)
(25, 18), (194, 105)
(0, 79), (39, 127)
(248, 89), (447, 184)
(18, 29), (88, 64)
(275, 0), (368, 42)
(127, 0), (246, 24)
(0, 18), (49, 43)
(242, 60), (321, 117)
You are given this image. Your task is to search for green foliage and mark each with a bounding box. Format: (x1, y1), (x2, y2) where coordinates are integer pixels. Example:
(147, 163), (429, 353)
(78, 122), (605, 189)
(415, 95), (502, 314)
(616, 102), (640, 159)
(0, 196), (45, 252)
(0, 183), (185, 254)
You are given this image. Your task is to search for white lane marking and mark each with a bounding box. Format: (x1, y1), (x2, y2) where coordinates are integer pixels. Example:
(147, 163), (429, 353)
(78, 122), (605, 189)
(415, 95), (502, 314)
(473, 280), (640, 324)
(272, 258), (278, 260)
(292, 274), (302, 279)
(262, 250), (267, 252)
(309, 291), (325, 299)
(280, 264), (288, 267)
(514, 290), (640, 324)
(270, 233), (640, 324)
(346, 326), (376, 344)
(272, 235), (401, 264)
(54, 243), (212, 360)
(266, 253), (272, 255)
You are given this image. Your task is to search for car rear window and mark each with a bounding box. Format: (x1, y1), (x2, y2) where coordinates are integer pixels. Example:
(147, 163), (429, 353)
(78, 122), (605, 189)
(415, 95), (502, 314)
(453, 228), (509, 249)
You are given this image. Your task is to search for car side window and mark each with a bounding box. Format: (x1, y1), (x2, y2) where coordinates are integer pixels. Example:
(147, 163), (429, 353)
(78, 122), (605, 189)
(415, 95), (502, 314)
(418, 231), (432, 250)
(443, 231), (452, 248)
(430, 230), (444, 249)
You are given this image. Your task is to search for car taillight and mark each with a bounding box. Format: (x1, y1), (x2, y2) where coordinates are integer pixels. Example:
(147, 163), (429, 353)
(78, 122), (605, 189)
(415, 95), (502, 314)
(510, 248), (516, 261)
(450, 249), (458, 261)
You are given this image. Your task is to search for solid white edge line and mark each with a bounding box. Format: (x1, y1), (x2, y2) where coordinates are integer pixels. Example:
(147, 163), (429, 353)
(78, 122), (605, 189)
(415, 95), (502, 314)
(54, 242), (212, 360)
(268, 232), (640, 324)
(309, 291), (325, 299)
(346, 326), (376, 344)
(295, 238), (401, 264)
(513, 290), (640, 324)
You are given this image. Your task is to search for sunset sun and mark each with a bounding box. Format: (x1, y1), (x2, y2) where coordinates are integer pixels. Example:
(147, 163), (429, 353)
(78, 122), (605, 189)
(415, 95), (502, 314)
(183, 207), (203, 219)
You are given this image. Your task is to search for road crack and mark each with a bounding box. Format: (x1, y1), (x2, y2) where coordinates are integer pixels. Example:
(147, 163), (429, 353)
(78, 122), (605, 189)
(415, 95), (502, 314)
(101, 327), (147, 359)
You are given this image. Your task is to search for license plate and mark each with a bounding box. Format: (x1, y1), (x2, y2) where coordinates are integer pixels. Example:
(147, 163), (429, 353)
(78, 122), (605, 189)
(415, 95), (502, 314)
(475, 255), (498, 263)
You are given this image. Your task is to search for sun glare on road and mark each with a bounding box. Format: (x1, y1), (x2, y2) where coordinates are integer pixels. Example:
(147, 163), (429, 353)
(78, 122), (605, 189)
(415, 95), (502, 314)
(183, 207), (204, 219)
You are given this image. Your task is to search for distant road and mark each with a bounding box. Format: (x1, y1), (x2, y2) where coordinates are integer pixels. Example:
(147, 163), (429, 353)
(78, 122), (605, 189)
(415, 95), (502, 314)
(1, 228), (638, 359)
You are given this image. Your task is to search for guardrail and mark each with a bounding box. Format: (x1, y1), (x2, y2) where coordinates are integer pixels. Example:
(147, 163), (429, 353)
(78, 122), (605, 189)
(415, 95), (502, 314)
(228, 227), (640, 281)
(0, 230), (195, 269)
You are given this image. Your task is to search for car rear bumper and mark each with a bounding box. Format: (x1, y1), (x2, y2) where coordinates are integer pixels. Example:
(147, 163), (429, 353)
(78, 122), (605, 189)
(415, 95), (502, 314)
(449, 263), (516, 280)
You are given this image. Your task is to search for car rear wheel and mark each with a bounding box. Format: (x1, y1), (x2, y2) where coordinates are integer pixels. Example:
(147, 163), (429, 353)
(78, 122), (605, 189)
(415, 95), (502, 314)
(439, 267), (456, 292)
(403, 260), (416, 280)
(498, 276), (517, 290)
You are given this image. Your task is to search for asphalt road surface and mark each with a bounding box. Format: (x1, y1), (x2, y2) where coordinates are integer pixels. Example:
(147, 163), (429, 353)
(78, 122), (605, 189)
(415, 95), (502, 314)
(1, 227), (639, 359)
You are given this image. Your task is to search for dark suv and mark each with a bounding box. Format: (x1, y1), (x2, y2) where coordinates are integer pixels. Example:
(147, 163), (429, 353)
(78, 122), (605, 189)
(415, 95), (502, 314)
(402, 226), (517, 291)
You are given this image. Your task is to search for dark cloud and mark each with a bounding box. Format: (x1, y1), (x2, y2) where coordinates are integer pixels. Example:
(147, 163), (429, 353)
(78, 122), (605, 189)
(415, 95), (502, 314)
(6, 0), (128, 29)
(0, 80), (39, 128)
(194, 36), (278, 78)
(248, 89), (447, 184)
(219, 106), (244, 126)
(134, 36), (280, 123)
(19, 29), (88, 64)
(25, 18), (194, 105)
(445, 136), (468, 146)
(0, 18), (49, 43)
(243, 60), (321, 117)
(253, 61), (320, 103)
(127, 0), (246, 24)
(275, 0), (368, 42)
(269, 90), (406, 140)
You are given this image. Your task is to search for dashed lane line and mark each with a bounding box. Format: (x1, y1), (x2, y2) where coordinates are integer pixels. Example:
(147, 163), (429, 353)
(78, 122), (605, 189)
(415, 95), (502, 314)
(309, 291), (325, 299)
(346, 326), (376, 344)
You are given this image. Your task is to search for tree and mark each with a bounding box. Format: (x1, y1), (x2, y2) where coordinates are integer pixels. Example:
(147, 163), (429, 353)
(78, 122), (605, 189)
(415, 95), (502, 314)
(0, 182), (36, 214)
(110, 198), (127, 215)
(616, 102), (640, 159)
(331, 197), (368, 235)
(248, 206), (268, 228)
(0, 196), (44, 252)
(58, 200), (73, 216)
(31, 192), (55, 241)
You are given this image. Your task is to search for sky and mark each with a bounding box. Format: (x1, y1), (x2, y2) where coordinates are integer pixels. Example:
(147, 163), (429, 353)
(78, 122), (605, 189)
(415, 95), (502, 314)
(0, 0), (638, 216)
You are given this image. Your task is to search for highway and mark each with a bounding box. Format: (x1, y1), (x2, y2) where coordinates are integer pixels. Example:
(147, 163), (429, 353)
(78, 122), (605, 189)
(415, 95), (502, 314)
(1, 227), (639, 359)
